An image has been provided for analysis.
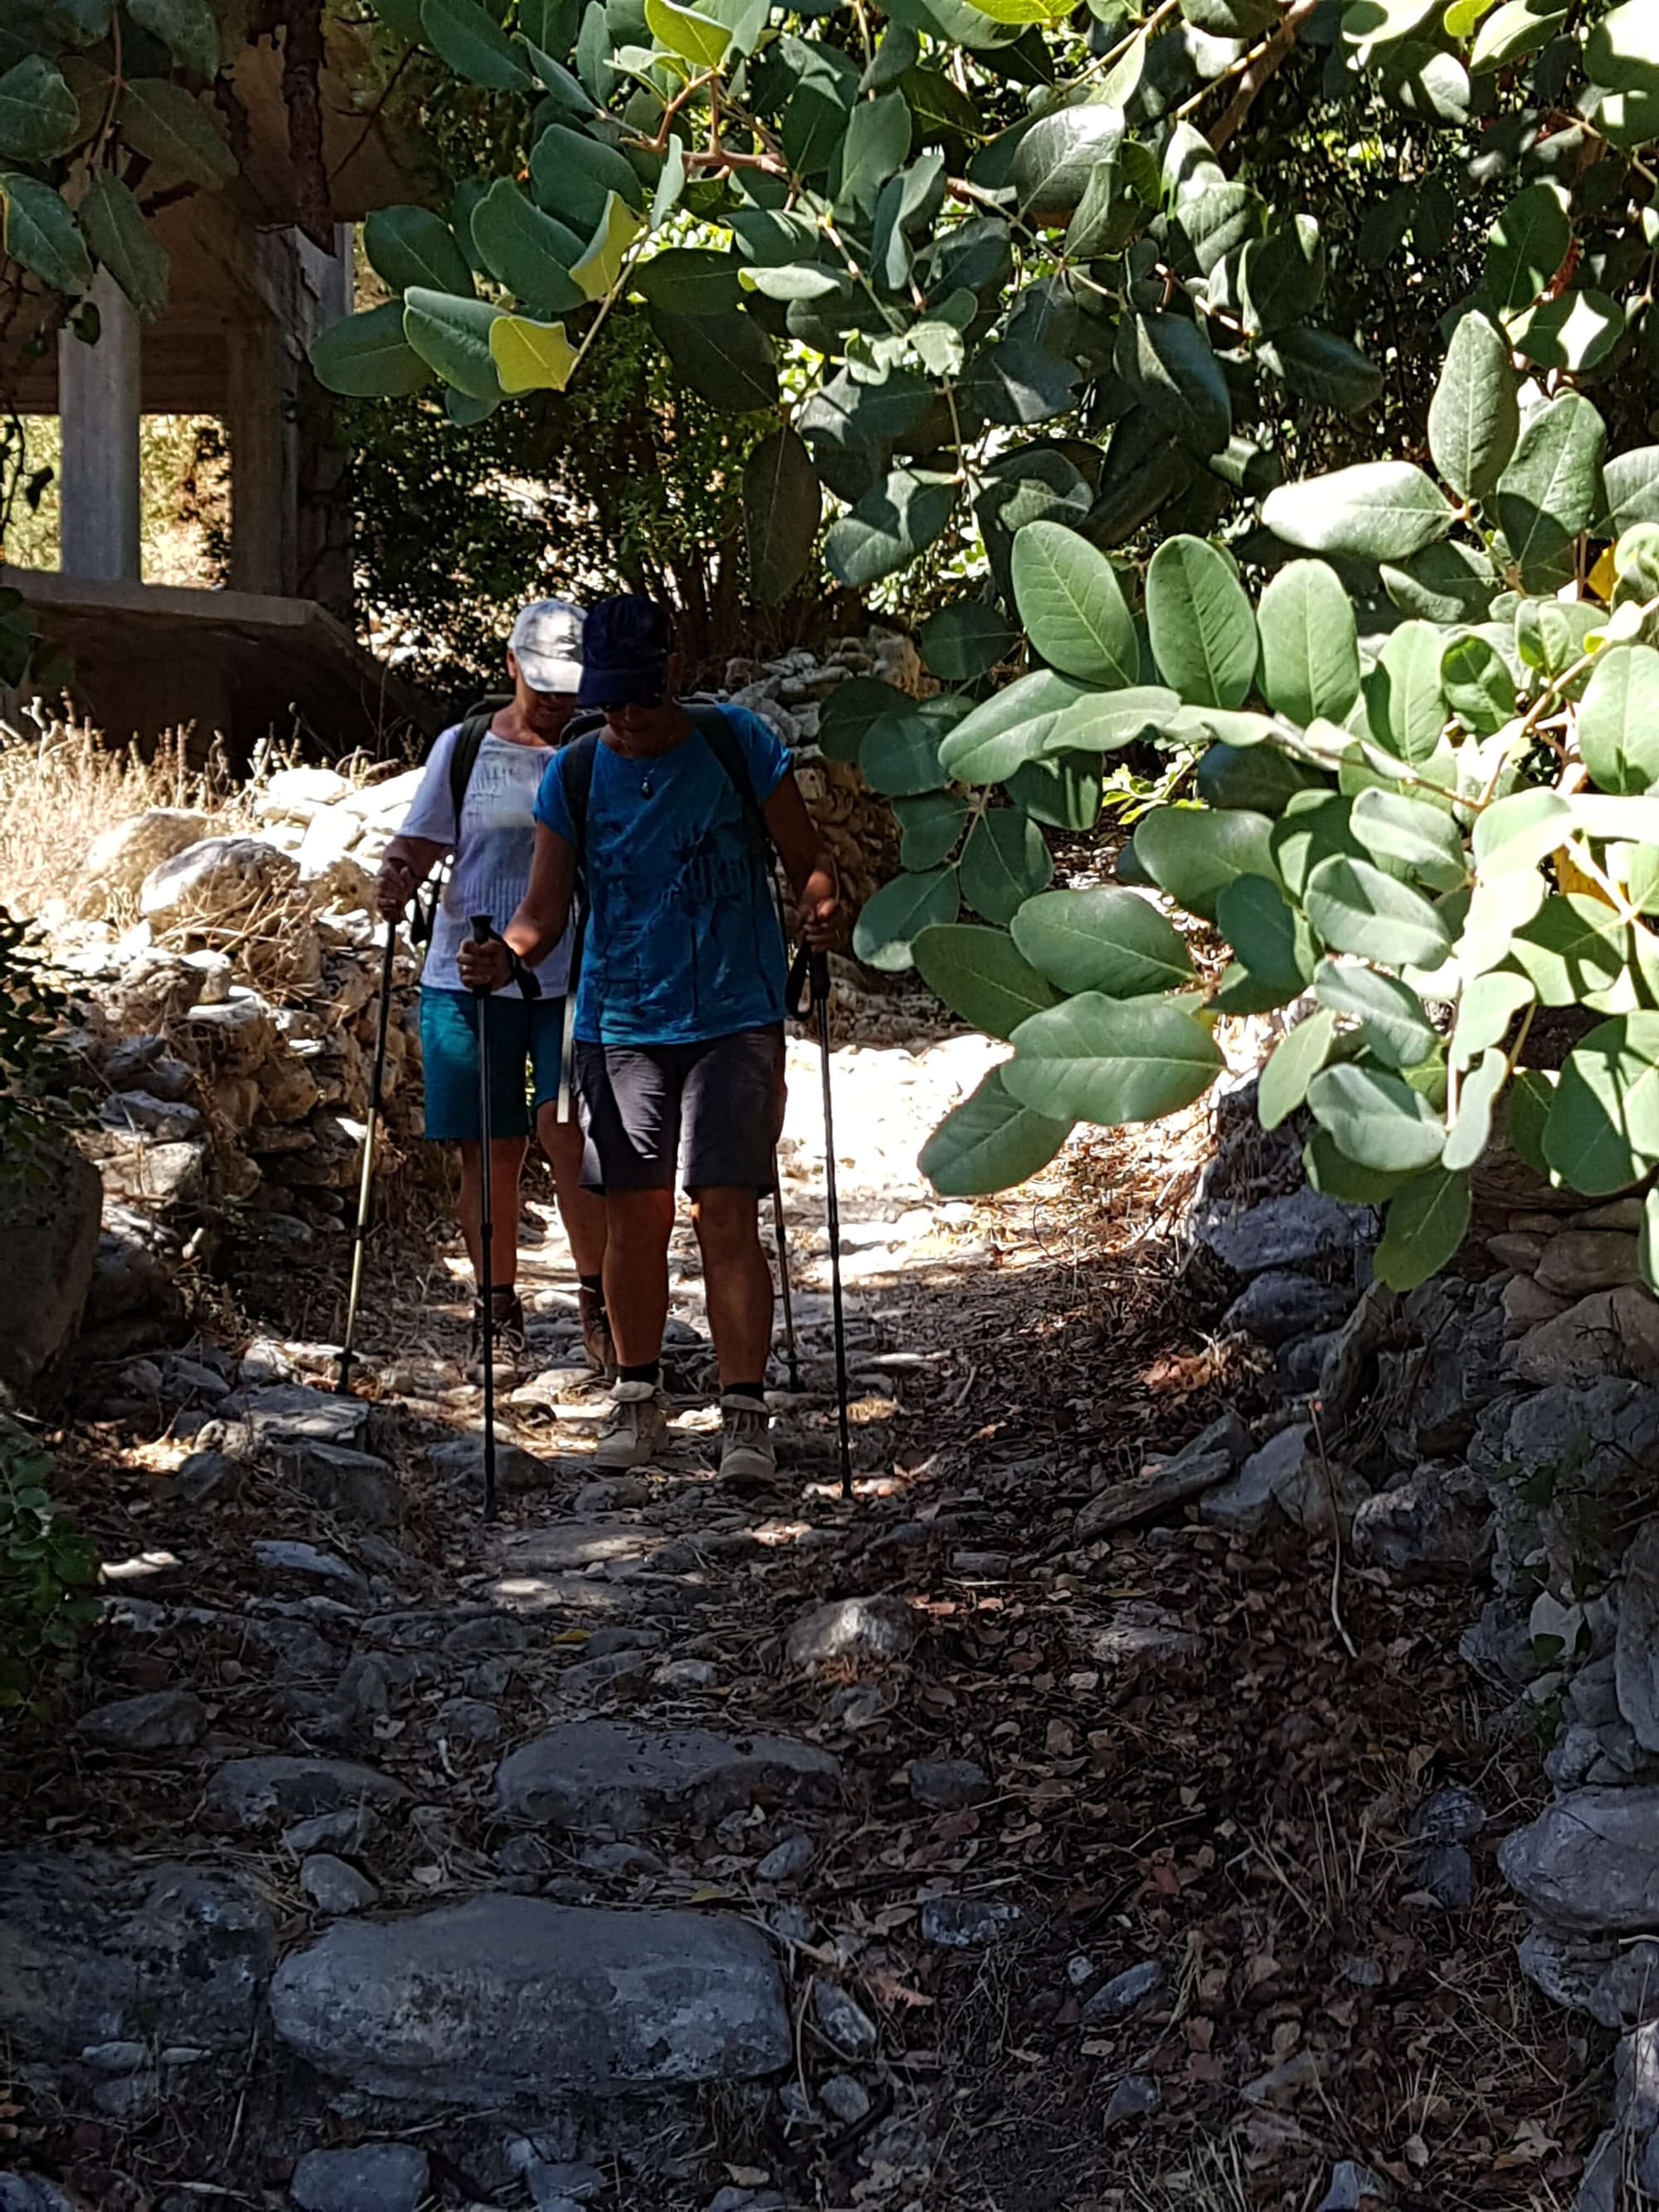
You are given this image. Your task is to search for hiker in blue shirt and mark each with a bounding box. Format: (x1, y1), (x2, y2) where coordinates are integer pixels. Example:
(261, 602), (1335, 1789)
(459, 595), (839, 1485)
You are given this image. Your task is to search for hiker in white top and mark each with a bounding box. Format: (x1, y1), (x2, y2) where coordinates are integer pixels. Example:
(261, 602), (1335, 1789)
(373, 600), (612, 1384)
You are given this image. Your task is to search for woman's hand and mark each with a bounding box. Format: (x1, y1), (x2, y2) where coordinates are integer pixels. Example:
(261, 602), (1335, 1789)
(374, 855), (418, 921)
(456, 936), (512, 993)
(798, 870), (842, 951)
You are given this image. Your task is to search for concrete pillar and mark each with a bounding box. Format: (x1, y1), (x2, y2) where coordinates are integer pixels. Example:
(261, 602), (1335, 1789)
(57, 270), (141, 582)
(227, 313), (294, 597)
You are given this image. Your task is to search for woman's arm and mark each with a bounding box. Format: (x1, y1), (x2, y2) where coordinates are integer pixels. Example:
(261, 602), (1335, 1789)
(763, 771), (841, 949)
(455, 824), (577, 989)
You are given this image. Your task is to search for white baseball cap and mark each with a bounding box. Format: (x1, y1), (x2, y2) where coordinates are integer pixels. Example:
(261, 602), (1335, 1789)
(509, 598), (584, 694)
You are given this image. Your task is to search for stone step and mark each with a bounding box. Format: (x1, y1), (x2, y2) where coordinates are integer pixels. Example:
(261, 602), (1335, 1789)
(494, 1719), (840, 1835)
(270, 1897), (790, 2104)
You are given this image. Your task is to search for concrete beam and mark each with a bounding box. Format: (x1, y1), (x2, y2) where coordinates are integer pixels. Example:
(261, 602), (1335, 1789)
(57, 273), (140, 582)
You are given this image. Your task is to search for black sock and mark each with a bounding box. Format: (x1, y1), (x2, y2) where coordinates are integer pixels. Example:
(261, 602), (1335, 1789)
(725, 1380), (767, 1404)
(620, 1360), (659, 1386)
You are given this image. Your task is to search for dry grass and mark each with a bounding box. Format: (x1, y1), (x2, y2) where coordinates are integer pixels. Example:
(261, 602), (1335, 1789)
(0, 713), (248, 920)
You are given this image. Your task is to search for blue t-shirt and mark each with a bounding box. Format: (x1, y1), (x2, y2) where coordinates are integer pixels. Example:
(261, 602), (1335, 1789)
(535, 706), (792, 1047)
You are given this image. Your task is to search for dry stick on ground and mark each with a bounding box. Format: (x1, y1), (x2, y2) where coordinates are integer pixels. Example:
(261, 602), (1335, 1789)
(1308, 1402), (1358, 1661)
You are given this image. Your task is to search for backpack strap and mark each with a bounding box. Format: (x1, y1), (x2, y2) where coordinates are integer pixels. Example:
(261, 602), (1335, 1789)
(447, 709), (496, 831)
(682, 702), (771, 856)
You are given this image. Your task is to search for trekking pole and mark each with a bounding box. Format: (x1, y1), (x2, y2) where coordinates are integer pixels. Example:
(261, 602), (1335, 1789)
(469, 916), (499, 1524)
(770, 1162), (801, 1393)
(791, 947), (853, 1501)
(335, 919), (398, 1397)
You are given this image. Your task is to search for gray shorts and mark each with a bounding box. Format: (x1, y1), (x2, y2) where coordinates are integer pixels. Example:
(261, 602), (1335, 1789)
(577, 1024), (786, 1194)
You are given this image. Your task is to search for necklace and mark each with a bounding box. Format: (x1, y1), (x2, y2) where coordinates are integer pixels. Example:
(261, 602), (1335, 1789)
(639, 762), (654, 800)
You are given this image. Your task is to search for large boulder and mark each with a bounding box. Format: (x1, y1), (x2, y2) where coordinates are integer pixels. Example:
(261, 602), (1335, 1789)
(1499, 1787), (1659, 1932)
(0, 1138), (101, 1393)
(74, 809), (216, 918)
(139, 837), (299, 931)
(268, 1898), (791, 2103)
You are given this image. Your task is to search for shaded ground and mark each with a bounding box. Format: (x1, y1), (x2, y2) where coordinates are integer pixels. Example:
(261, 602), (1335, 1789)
(4, 1024), (1598, 2210)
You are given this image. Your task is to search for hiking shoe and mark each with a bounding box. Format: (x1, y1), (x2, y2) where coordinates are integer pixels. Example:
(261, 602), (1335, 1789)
(719, 1393), (777, 1487)
(595, 1379), (670, 1469)
(579, 1285), (618, 1381)
(468, 1293), (525, 1387)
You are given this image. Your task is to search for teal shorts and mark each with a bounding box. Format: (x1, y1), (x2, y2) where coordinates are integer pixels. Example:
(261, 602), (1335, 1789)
(419, 987), (566, 1143)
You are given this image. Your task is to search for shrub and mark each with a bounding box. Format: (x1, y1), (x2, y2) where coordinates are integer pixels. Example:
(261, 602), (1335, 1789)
(0, 1417), (98, 1709)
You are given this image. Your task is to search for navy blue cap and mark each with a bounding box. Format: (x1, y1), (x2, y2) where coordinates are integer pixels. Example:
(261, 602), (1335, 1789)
(576, 594), (673, 708)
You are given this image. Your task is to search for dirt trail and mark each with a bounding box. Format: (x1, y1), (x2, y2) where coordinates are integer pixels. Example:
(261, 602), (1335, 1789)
(3, 1028), (1592, 2212)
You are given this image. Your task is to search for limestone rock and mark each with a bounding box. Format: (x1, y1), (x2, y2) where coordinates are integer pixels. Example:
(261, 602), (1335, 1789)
(93, 1132), (207, 1212)
(1081, 1958), (1166, 2023)
(1318, 2164), (1390, 2210)
(299, 1855), (379, 1916)
(786, 1594), (920, 1669)
(494, 1719), (839, 1834)
(1197, 1446), (1279, 1537)
(1618, 1521), (1659, 1753)
(270, 1439), (401, 1529)
(1512, 1286), (1659, 1388)
(1503, 1274), (1571, 1334)
(0, 1138), (101, 1392)
(1073, 1602), (1203, 1685)
(1222, 1271), (1350, 1348)
(0, 1852), (274, 2060)
(270, 1898), (791, 2100)
(1103, 2075), (1160, 2127)
(1536, 1231), (1642, 1297)
(185, 994), (280, 1076)
(812, 1976), (877, 2057)
(908, 1757), (990, 1811)
(290, 2144), (426, 2212)
(1350, 1467), (1492, 1581)
(1499, 1787), (1659, 1932)
(140, 835), (299, 930)
(0, 2173), (78, 2209)
(1253, 1424), (1368, 1539)
(75, 808), (215, 917)
(1075, 1410), (1249, 1539)
(203, 1757), (411, 1831)
(1199, 1189), (1373, 1277)
(77, 1689), (206, 1752)
(920, 1896), (1019, 1948)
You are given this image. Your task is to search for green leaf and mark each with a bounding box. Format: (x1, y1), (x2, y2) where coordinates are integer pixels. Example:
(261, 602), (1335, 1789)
(0, 56), (80, 158)
(961, 807), (1054, 925)
(1132, 806), (1277, 922)
(1041, 686), (1184, 756)
(853, 867), (961, 970)
(1008, 752), (1103, 830)
(1604, 448), (1659, 538)
(1305, 853), (1452, 968)
(1260, 1008), (1337, 1129)
(937, 670), (1088, 783)
(1350, 787), (1467, 891)
(80, 174), (168, 321)
(469, 180), (583, 312)
(1380, 539), (1497, 627)
(1314, 957), (1439, 1067)
(1005, 992), (1224, 1125)
(1584, 0), (1659, 93)
(895, 791), (970, 869)
(421, 0), (532, 80)
(1145, 535), (1258, 711)
(1272, 791), (1365, 902)
(532, 124), (644, 231)
(1, 173), (87, 291)
(1471, 0), (1564, 69)
(118, 80), (234, 187)
(1256, 560), (1361, 726)
(1428, 311), (1519, 501)
(825, 469), (955, 590)
(1471, 785), (1574, 874)
(1369, 620), (1447, 766)
(920, 599), (1016, 683)
(403, 286), (504, 401)
(1011, 885), (1193, 998)
(1452, 970), (1533, 1067)
(645, 0), (731, 65)
(1458, 865), (1547, 976)
(822, 683), (913, 771)
(1496, 394), (1607, 597)
(912, 922), (1060, 1038)
(573, 187), (642, 298)
(1216, 875), (1314, 1005)
(859, 707), (946, 797)
(1237, 218), (1325, 338)
(1262, 462), (1455, 564)
(1509, 893), (1629, 1004)
(1011, 101), (1123, 223)
(1482, 182), (1570, 318)
(1374, 1166), (1472, 1288)
(1505, 1066), (1557, 1179)
(365, 204), (476, 299)
(1511, 290), (1625, 375)
(128, 0), (217, 77)
(635, 246), (744, 315)
(919, 1065), (1072, 1197)
(1579, 644), (1659, 796)
(1304, 1126), (1413, 1203)
(489, 314), (577, 393)
(1115, 310), (1230, 456)
(1258, 326), (1384, 415)
(1010, 521), (1138, 688)
(1544, 1012), (1659, 1194)
(649, 304), (778, 410)
(742, 425), (820, 607)
(1308, 1061), (1446, 1173)
(1194, 743), (1330, 815)
(310, 301), (431, 397)
(1439, 630), (1515, 736)
(1444, 1045), (1506, 1171)
(836, 89), (912, 223)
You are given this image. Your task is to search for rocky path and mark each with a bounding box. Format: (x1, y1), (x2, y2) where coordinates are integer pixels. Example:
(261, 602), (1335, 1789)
(1, 1030), (1605, 2211)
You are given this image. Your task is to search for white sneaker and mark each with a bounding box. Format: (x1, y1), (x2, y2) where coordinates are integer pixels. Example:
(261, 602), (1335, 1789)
(719, 1393), (777, 1486)
(595, 1380), (670, 1470)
